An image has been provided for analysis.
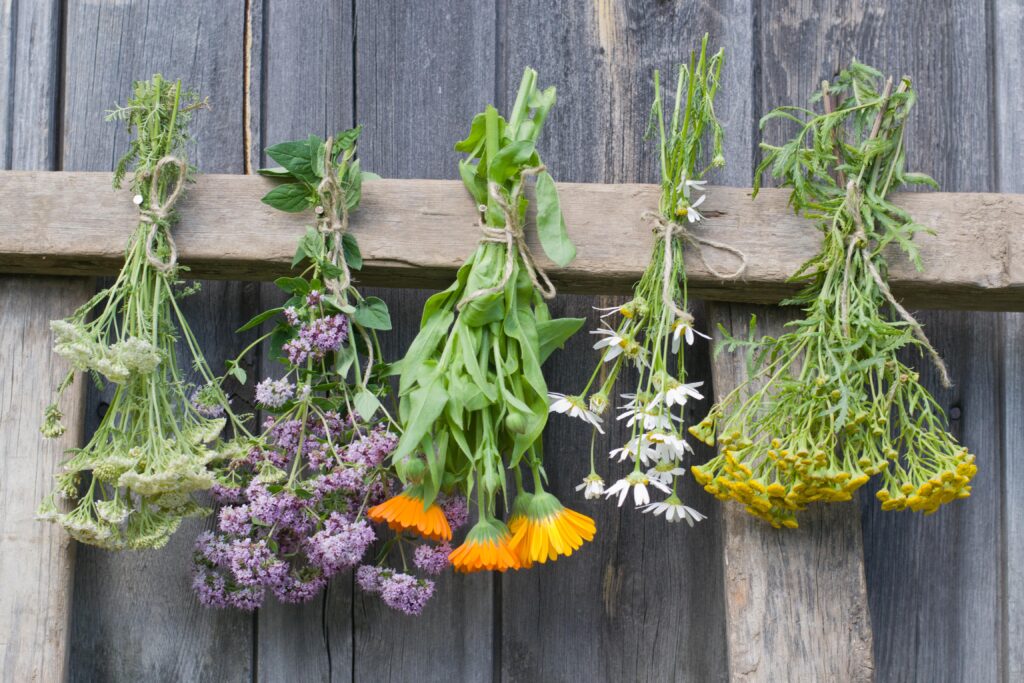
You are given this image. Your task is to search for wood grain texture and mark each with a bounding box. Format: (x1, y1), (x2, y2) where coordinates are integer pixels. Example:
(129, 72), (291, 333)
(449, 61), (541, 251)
(709, 303), (874, 683)
(499, 3), (748, 680)
(995, 4), (1024, 680)
(0, 2), (82, 681)
(351, 3), (497, 681)
(753, 2), (1005, 681)
(1, 171), (1021, 310)
(250, 2), (355, 680)
(62, 2), (256, 681)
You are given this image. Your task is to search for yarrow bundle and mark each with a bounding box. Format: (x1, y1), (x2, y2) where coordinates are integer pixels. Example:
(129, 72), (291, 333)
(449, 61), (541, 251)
(691, 62), (976, 528)
(192, 128), (440, 614)
(386, 68), (595, 573)
(551, 37), (738, 527)
(38, 75), (250, 550)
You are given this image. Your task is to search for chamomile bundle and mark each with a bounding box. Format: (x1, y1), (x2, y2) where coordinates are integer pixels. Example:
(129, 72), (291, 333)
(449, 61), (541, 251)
(38, 75), (250, 550)
(691, 62), (976, 527)
(549, 36), (742, 526)
(381, 68), (593, 572)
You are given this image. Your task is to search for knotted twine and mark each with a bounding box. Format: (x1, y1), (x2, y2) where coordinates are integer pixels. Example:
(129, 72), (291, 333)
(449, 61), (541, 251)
(456, 166), (556, 310)
(838, 179), (951, 388)
(314, 135), (374, 386)
(641, 210), (747, 322)
(140, 155), (187, 272)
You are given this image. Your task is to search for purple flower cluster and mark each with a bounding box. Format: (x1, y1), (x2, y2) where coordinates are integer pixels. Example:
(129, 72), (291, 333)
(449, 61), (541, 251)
(194, 417), (400, 610)
(441, 494), (470, 530)
(282, 314), (348, 365)
(413, 543), (452, 575)
(255, 377), (295, 408)
(355, 565), (436, 616)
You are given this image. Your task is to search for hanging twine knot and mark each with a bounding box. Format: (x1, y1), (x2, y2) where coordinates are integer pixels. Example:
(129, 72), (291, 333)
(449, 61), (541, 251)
(315, 135), (352, 303)
(641, 209), (747, 320)
(457, 165), (556, 310)
(839, 180), (951, 388)
(139, 155), (187, 273)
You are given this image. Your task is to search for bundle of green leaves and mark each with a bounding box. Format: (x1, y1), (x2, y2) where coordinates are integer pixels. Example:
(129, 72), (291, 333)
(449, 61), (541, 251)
(387, 68), (593, 573)
(38, 75), (251, 550)
(691, 62), (976, 528)
(550, 36), (727, 529)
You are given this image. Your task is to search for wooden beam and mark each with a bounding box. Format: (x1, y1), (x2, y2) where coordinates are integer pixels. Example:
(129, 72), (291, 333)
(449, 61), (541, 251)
(0, 170), (1021, 310)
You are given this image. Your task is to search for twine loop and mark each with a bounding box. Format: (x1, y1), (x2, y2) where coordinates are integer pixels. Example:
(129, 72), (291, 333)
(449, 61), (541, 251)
(457, 166), (556, 310)
(839, 180), (951, 388)
(642, 210), (747, 320)
(139, 156), (187, 272)
(315, 135), (352, 303)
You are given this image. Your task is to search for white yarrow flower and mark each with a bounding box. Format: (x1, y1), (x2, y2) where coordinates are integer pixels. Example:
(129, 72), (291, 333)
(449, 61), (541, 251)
(548, 392), (605, 433)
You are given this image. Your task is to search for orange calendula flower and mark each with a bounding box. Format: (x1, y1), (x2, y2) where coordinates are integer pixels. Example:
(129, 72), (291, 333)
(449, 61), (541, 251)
(367, 488), (452, 542)
(448, 518), (521, 573)
(508, 492), (596, 567)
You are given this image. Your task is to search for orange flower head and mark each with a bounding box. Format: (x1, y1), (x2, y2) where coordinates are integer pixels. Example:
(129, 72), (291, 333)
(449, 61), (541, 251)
(448, 518), (521, 573)
(367, 488), (452, 542)
(508, 492), (596, 566)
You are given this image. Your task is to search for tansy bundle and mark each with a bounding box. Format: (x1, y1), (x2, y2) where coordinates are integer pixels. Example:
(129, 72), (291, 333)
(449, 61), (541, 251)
(384, 68), (593, 572)
(38, 75), (250, 550)
(690, 62), (976, 528)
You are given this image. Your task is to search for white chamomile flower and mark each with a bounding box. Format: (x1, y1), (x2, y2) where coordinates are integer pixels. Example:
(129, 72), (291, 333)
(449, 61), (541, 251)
(670, 317), (711, 353)
(617, 405), (677, 431)
(575, 472), (606, 500)
(675, 173), (707, 200)
(605, 471), (671, 507)
(645, 431), (694, 460)
(656, 380), (705, 408)
(641, 494), (706, 526)
(609, 435), (658, 466)
(646, 461), (688, 485)
(590, 326), (628, 361)
(548, 392), (605, 433)
(675, 193), (706, 223)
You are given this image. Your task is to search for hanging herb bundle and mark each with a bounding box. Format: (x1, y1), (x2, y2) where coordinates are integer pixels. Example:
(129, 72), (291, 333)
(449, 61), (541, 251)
(379, 68), (591, 573)
(549, 36), (741, 526)
(191, 129), (452, 615)
(37, 75), (250, 550)
(690, 62), (976, 528)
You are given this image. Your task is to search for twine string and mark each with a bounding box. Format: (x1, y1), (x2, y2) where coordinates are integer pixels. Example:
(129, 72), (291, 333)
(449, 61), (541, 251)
(140, 156), (187, 272)
(641, 210), (747, 320)
(457, 166), (556, 310)
(316, 135), (352, 303)
(839, 180), (951, 388)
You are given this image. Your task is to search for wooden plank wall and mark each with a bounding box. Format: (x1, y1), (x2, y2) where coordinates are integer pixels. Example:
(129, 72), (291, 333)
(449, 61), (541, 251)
(0, 1), (1020, 681)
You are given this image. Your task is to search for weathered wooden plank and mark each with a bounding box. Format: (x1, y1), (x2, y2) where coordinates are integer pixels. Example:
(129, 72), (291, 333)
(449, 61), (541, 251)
(0, 2), (82, 680)
(751, 2), (1005, 681)
(62, 2), (256, 681)
(351, 3), (497, 681)
(708, 303), (875, 682)
(251, 1), (355, 680)
(0, 171), (1021, 310)
(499, 2), (747, 681)
(996, 2), (1024, 679)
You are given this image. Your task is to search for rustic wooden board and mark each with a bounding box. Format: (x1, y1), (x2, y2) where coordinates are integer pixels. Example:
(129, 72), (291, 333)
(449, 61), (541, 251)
(1, 170), (1022, 310)
(0, 2), (82, 680)
(709, 304), (875, 682)
(498, 3), (745, 680)
(750, 2), (1009, 681)
(250, 1), (356, 680)
(63, 2), (256, 681)
(997, 2), (1024, 679)
(350, 3), (498, 681)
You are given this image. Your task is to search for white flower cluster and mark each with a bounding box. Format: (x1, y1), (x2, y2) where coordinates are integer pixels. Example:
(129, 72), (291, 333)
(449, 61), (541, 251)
(52, 321), (162, 384)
